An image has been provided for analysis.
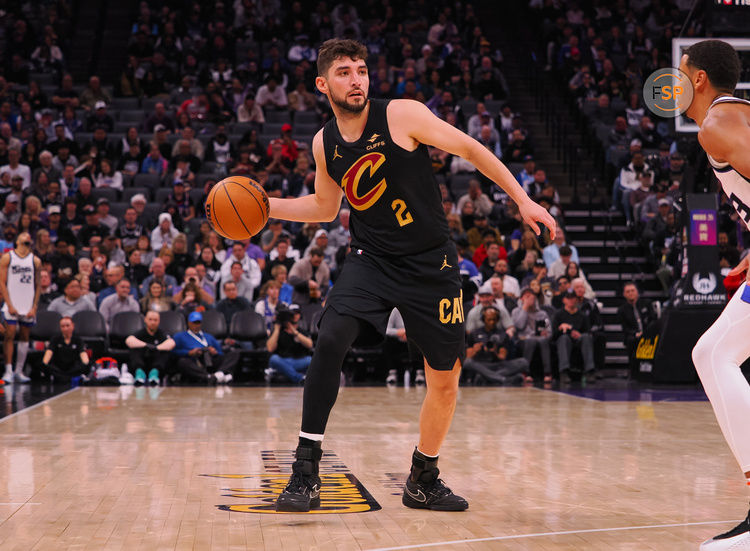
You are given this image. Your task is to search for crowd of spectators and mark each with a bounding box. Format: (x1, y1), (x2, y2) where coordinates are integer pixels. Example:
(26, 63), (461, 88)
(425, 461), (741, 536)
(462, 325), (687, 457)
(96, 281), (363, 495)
(0, 1), (610, 385)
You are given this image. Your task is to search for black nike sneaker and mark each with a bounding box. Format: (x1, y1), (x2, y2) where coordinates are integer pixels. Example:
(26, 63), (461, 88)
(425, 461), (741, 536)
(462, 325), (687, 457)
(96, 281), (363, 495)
(700, 507), (750, 550)
(402, 448), (468, 511)
(275, 444), (322, 512)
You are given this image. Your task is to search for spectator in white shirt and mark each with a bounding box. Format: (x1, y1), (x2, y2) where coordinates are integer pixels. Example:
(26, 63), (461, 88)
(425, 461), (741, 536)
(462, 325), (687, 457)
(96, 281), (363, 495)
(94, 158), (123, 191)
(0, 148), (31, 190)
(255, 76), (288, 110)
(220, 241), (262, 289)
(150, 213), (179, 252)
(456, 179), (493, 218)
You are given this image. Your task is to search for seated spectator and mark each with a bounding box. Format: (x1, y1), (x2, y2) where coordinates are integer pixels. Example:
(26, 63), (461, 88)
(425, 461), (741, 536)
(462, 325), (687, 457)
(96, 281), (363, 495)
(553, 290), (595, 384)
(266, 304), (313, 384)
(565, 262), (595, 299)
(151, 213), (179, 251)
(116, 207), (147, 250)
(216, 280), (252, 327)
(172, 311), (236, 384)
(1, 149), (31, 189)
(521, 258), (554, 289)
(548, 245), (575, 280)
(0, 193), (20, 226)
(270, 264), (294, 305)
(516, 155), (536, 194)
(140, 280), (173, 314)
(303, 229), (337, 271)
(542, 227), (580, 268)
(130, 193), (153, 229)
(94, 158), (123, 191)
(457, 179), (493, 219)
(476, 124), (502, 159)
(80, 76), (111, 111)
(617, 281), (657, 374)
(38, 269), (60, 310)
(467, 103), (496, 139)
(142, 102), (175, 133)
(139, 257), (178, 298)
(464, 305), (529, 385)
(613, 152), (653, 224)
(255, 281), (283, 334)
(502, 130), (533, 164)
(219, 261), (256, 301)
(551, 276), (571, 309)
(220, 241), (262, 289)
(288, 248), (330, 306)
(52, 74), (80, 111)
(479, 242), (505, 282)
(141, 142), (168, 177)
(40, 316), (90, 383)
(78, 205), (110, 247)
(236, 95), (265, 125)
(512, 287), (553, 382)
(255, 75), (288, 110)
(96, 199), (118, 235)
(47, 277), (96, 317)
(491, 258), (521, 299)
(471, 226), (505, 268)
(99, 279), (140, 329)
(85, 102), (115, 132)
(125, 310), (175, 385)
(465, 279), (513, 334)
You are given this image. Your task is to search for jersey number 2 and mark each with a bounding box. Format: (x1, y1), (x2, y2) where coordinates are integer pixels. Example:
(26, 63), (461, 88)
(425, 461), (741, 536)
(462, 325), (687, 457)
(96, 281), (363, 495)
(19, 274), (31, 284)
(391, 199), (413, 227)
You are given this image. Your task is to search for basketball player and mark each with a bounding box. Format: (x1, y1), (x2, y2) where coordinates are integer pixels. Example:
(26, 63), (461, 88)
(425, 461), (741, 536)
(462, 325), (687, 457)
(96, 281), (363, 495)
(679, 40), (750, 550)
(0, 232), (41, 384)
(268, 39), (555, 512)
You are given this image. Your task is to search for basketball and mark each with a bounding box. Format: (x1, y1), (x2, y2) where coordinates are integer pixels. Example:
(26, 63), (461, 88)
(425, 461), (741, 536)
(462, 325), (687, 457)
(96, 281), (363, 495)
(205, 176), (270, 240)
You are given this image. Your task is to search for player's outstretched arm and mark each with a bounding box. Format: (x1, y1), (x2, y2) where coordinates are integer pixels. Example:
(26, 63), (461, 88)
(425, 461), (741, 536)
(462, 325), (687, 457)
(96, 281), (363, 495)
(268, 130), (343, 223)
(389, 100), (556, 239)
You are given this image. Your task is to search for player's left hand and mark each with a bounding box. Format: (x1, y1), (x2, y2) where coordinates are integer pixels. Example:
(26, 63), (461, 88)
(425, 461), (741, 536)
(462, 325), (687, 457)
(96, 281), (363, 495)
(519, 199), (556, 240)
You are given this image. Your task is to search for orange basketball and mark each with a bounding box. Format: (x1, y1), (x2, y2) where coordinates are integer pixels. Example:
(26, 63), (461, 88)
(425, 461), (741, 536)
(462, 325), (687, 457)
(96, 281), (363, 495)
(205, 176), (270, 240)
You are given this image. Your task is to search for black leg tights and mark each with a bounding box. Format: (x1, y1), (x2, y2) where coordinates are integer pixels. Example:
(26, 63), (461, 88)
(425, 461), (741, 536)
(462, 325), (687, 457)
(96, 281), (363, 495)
(300, 309), (362, 435)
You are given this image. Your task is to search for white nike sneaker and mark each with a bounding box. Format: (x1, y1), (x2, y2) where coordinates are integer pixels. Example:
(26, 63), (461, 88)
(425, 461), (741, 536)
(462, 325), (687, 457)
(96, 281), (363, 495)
(222, 373), (233, 384)
(13, 371), (30, 384)
(2, 367), (13, 384)
(700, 508), (750, 550)
(214, 371), (226, 383)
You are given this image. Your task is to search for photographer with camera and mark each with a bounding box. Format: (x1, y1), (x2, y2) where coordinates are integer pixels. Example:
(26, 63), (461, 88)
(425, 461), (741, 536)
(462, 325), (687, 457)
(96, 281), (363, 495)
(266, 304), (313, 384)
(464, 305), (529, 385)
(512, 287), (553, 382)
(171, 311), (235, 384)
(125, 311), (175, 385)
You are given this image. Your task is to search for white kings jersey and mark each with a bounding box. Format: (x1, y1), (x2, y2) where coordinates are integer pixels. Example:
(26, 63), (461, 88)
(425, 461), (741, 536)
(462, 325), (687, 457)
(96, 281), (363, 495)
(2, 250), (35, 316)
(706, 95), (750, 230)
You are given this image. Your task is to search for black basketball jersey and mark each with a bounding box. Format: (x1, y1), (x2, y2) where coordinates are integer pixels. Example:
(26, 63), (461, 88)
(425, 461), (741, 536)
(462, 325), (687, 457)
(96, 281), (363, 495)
(322, 98), (450, 256)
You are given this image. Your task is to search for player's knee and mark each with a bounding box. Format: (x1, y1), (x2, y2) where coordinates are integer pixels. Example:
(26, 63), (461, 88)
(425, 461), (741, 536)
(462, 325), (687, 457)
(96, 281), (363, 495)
(428, 372), (459, 400)
(4, 325), (16, 339)
(692, 335), (713, 374)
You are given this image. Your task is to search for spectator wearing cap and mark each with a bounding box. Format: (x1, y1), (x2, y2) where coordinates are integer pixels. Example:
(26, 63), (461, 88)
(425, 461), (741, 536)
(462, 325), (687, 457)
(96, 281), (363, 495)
(141, 141), (169, 176)
(0, 194), (20, 226)
(80, 76), (111, 111)
(151, 213), (179, 251)
(303, 229), (337, 271)
(78, 204), (110, 246)
(237, 95), (265, 125)
(44, 204), (74, 244)
(522, 258), (554, 290)
(47, 277), (96, 317)
(467, 103), (497, 139)
(96, 198), (118, 235)
(465, 278), (514, 334)
(142, 102), (175, 133)
(552, 289), (596, 384)
(542, 227), (580, 269)
(267, 124), (299, 165)
(457, 179), (493, 219)
(99, 279), (140, 330)
(512, 287), (553, 381)
(171, 311), (236, 384)
(288, 34), (317, 63)
(85, 101), (115, 132)
(1, 148), (31, 189)
(640, 184), (673, 223)
(255, 75), (288, 110)
(94, 158), (123, 191)
(116, 206), (147, 250)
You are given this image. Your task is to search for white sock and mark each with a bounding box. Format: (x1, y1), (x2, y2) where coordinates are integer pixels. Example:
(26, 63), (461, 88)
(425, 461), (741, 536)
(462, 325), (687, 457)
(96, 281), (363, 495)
(416, 447), (438, 460)
(4, 363), (12, 374)
(15, 342), (28, 374)
(299, 431), (324, 442)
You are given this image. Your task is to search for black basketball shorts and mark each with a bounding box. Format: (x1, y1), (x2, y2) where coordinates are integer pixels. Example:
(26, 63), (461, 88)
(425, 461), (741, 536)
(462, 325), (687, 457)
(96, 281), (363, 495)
(324, 240), (465, 371)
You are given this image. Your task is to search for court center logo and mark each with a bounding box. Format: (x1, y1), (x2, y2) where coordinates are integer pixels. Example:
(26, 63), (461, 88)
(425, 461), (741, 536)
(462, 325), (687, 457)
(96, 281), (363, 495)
(643, 68), (694, 118)
(201, 450), (381, 514)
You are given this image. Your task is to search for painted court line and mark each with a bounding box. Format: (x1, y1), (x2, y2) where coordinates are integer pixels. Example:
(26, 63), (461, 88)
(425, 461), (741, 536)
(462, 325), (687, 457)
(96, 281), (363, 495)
(364, 519), (741, 550)
(0, 387), (79, 424)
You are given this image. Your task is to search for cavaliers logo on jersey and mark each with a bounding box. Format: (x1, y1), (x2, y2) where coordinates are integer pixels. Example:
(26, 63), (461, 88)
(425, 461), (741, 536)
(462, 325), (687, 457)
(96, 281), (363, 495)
(341, 152), (388, 211)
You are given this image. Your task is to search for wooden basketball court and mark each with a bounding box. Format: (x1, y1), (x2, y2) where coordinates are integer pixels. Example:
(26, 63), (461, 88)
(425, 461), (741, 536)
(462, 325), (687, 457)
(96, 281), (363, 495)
(0, 384), (743, 550)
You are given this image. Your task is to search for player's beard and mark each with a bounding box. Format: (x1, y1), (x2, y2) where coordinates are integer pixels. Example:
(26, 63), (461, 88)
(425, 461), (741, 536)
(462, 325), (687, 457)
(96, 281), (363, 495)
(330, 88), (368, 114)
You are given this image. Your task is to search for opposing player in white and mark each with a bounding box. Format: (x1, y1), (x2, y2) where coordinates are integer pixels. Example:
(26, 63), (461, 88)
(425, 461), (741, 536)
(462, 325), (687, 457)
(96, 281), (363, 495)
(679, 40), (750, 550)
(0, 232), (42, 384)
